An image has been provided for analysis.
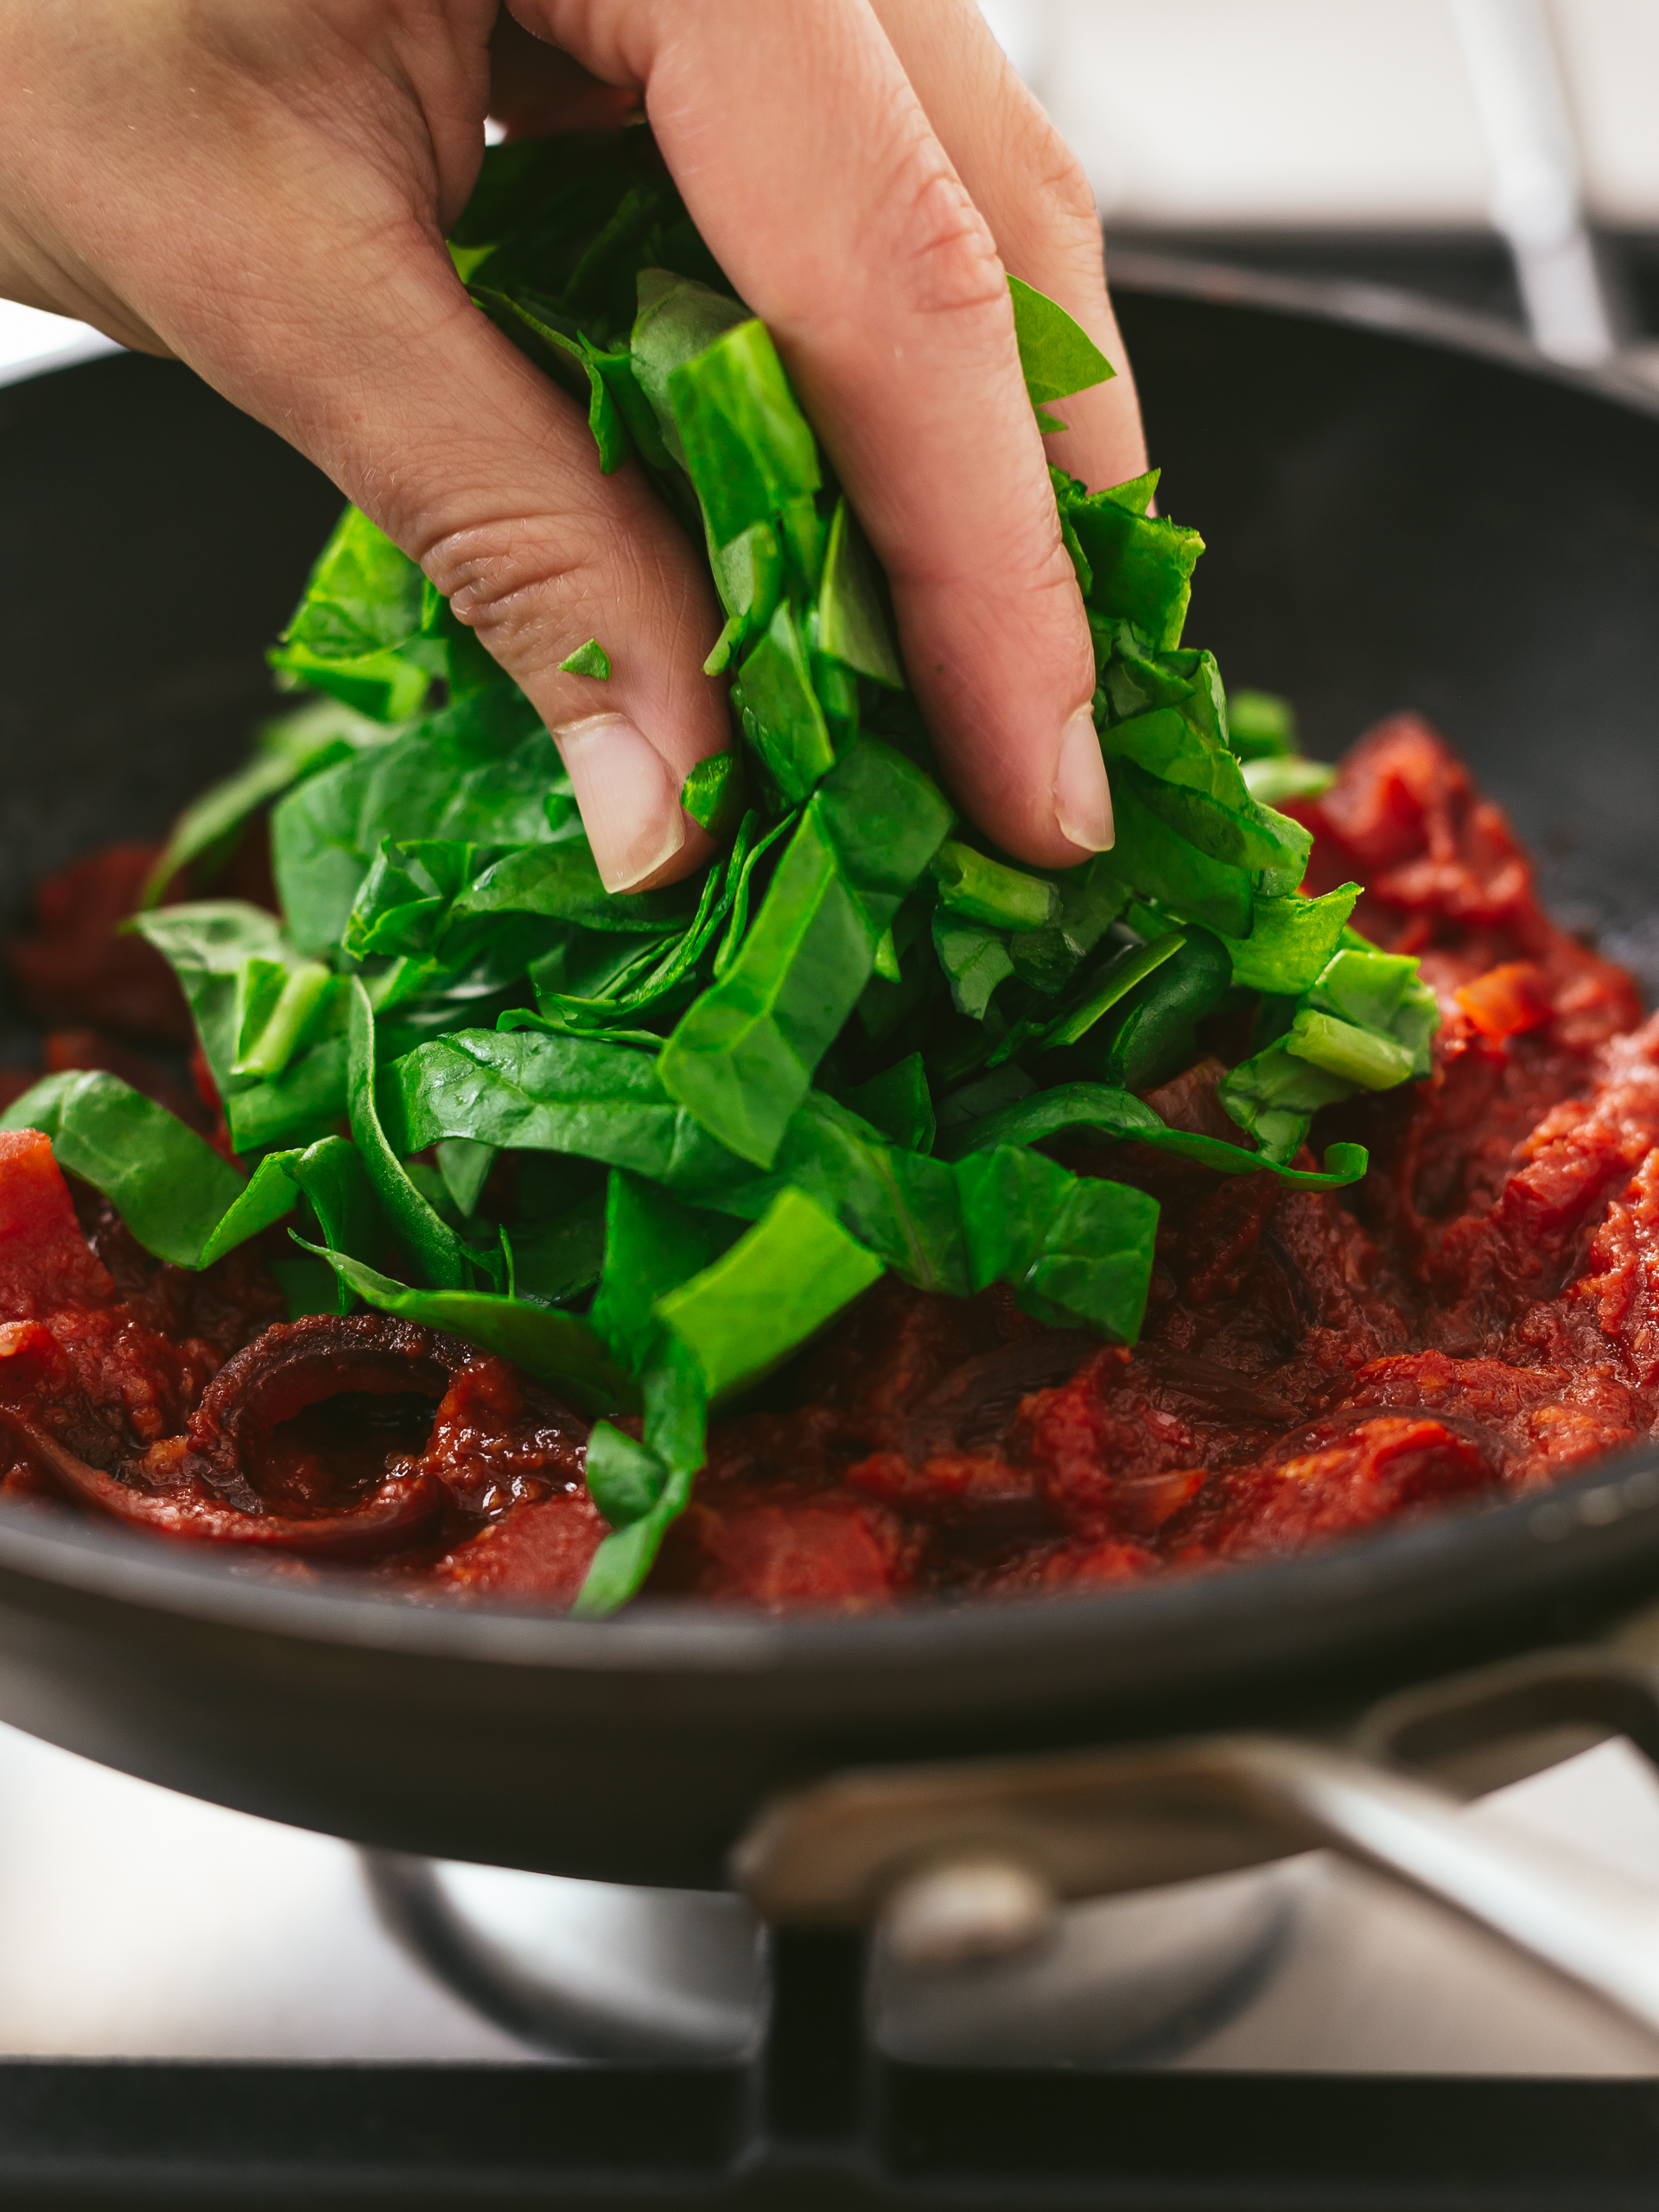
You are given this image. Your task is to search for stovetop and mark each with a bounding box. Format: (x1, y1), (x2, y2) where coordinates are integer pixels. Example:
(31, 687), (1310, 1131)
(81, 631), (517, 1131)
(2, 1719), (1659, 2205)
(3, 1716), (1656, 2072)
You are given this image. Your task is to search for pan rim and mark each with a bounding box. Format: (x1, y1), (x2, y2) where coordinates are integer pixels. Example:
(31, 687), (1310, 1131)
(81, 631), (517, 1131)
(0, 1433), (1655, 1686)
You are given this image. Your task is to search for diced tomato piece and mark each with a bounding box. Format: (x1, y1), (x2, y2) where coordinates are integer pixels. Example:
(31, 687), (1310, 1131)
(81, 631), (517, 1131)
(429, 1488), (607, 1603)
(653, 1487), (914, 1611)
(1454, 962), (1550, 1042)
(0, 1130), (112, 1319)
(1037, 1536), (1160, 1588)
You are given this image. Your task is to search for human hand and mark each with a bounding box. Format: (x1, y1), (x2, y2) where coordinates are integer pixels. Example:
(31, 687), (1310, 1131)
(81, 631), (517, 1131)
(0, 0), (1144, 890)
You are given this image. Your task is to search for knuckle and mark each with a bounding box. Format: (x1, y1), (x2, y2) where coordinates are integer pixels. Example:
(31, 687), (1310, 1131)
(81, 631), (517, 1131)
(422, 508), (713, 694)
(803, 99), (1008, 336)
(995, 102), (1108, 289)
(422, 515), (616, 677)
(1026, 129), (1099, 239)
(994, 539), (1093, 652)
(893, 458), (1075, 599)
(894, 156), (1008, 326)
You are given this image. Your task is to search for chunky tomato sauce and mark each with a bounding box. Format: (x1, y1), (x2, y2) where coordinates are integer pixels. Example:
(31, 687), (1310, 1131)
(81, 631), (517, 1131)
(1, 716), (1651, 1612)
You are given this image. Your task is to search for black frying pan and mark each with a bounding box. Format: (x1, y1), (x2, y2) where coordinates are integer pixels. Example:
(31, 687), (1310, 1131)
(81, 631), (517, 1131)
(2, 263), (1658, 1903)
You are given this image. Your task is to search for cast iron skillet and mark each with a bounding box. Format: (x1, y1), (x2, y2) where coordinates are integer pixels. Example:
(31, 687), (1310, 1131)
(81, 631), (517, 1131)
(2, 261), (1658, 1913)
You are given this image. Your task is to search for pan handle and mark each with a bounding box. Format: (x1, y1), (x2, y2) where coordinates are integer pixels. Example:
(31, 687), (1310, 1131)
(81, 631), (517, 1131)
(1217, 1735), (1659, 2038)
(734, 1719), (1659, 2038)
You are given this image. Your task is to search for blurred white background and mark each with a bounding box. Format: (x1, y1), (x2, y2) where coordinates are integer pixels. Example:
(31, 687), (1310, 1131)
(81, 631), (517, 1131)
(996, 0), (1659, 371)
(0, 298), (116, 386)
(7, 1), (1657, 384)
(995, 0), (1659, 231)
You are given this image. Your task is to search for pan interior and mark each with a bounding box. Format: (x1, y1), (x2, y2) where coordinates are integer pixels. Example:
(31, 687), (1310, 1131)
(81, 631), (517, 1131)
(0, 272), (1657, 1883)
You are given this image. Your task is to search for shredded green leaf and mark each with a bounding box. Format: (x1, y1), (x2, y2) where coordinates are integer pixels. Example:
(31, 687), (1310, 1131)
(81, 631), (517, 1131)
(97, 131), (1440, 1614)
(558, 638), (612, 679)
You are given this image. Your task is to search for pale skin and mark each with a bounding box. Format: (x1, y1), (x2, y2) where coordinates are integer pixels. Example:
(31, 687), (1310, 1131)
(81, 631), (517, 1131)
(0, 0), (1146, 893)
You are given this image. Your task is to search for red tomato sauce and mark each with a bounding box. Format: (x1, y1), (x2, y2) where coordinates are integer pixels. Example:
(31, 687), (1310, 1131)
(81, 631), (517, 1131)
(0, 716), (1651, 1613)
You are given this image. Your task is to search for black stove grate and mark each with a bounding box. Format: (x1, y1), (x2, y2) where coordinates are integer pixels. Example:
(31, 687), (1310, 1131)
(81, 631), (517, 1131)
(8, 2058), (1659, 2209)
(5, 1936), (1658, 2209)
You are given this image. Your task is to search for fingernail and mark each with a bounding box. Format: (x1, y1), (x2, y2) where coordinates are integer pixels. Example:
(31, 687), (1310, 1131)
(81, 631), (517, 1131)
(554, 713), (685, 892)
(1053, 707), (1115, 853)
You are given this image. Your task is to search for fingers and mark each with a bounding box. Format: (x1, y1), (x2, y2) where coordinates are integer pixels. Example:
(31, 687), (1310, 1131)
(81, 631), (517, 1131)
(2, 0), (1132, 888)
(869, 0), (1147, 497)
(531, 0), (1112, 868)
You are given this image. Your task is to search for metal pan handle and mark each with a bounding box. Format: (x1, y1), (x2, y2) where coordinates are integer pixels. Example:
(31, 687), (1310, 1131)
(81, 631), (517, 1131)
(1209, 1735), (1659, 2038)
(733, 1660), (1659, 2039)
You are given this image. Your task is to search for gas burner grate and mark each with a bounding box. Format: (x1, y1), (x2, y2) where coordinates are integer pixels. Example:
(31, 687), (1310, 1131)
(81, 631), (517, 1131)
(6, 1937), (1659, 2210)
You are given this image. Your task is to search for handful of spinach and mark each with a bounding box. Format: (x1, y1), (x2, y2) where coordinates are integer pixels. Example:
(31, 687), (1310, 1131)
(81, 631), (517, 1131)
(3, 127), (1434, 1614)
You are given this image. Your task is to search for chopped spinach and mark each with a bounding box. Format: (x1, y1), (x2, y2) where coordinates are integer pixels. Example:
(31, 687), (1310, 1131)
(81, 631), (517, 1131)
(98, 128), (1439, 1611)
